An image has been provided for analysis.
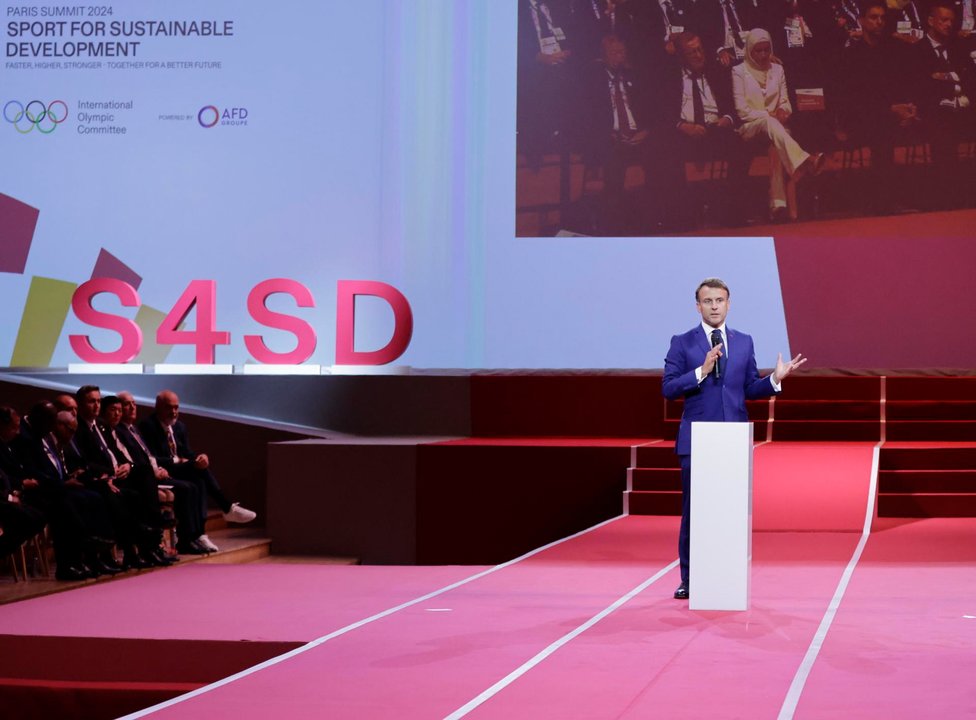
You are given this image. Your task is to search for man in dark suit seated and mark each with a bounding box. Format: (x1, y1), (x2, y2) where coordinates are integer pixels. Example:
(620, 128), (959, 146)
(32, 410), (120, 579)
(518, 0), (580, 169)
(0, 407), (46, 563)
(696, 0), (763, 67)
(139, 390), (256, 554)
(658, 32), (750, 229)
(905, 1), (976, 207)
(74, 385), (163, 569)
(582, 33), (662, 234)
(835, 0), (920, 214)
(116, 391), (206, 555)
(887, 0), (928, 45)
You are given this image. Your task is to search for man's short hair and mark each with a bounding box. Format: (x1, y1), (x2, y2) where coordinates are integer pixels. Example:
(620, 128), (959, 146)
(928, 2), (955, 18)
(859, 0), (885, 17)
(100, 395), (121, 410)
(695, 278), (730, 301)
(75, 384), (100, 401)
(673, 32), (701, 54)
(0, 405), (17, 427)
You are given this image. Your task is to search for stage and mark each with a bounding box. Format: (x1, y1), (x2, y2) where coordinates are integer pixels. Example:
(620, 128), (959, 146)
(2, 441), (974, 719)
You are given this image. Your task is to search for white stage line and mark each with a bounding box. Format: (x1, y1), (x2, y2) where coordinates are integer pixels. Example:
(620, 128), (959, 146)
(117, 514), (628, 719)
(444, 559), (679, 719)
(776, 443), (881, 720)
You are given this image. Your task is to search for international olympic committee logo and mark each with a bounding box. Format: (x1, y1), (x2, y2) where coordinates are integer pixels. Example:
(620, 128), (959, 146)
(3, 100), (68, 134)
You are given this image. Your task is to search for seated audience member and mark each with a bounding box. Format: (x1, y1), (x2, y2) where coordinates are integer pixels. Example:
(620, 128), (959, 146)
(887, 0), (928, 44)
(836, 1), (918, 213)
(99, 395), (174, 566)
(582, 34), (661, 234)
(17, 401), (57, 445)
(733, 28), (824, 221)
(0, 407), (46, 561)
(518, 0), (580, 168)
(3, 403), (94, 580)
(699, 0), (766, 66)
(140, 390), (256, 554)
(905, 2), (976, 207)
(33, 411), (120, 579)
(761, 0), (836, 80)
(947, 0), (976, 50)
(573, 0), (648, 63)
(73, 385), (163, 569)
(659, 32), (751, 228)
(53, 393), (78, 418)
(116, 391), (206, 555)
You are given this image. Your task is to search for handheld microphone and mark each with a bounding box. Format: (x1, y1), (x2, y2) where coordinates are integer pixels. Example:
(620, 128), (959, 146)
(710, 330), (722, 379)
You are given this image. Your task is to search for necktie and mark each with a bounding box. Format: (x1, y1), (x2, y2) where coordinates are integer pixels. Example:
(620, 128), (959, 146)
(691, 73), (705, 126)
(165, 425), (179, 460)
(93, 423), (118, 471)
(129, 425), (160, 472)
(112, 430), (133, 464)
(724, 0), (745, 48)
(662, 0), (675, 25)
(613, 74), (633, 135)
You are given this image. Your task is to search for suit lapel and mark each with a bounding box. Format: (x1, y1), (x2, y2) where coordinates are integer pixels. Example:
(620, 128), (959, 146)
(695, 325), (710, 357)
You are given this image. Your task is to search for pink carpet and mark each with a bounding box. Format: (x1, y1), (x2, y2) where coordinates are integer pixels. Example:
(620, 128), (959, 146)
(793, 517), (976, 719)
(0, 565), (486, 642)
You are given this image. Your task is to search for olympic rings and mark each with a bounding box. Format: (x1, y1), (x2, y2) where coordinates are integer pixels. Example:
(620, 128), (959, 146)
(3, 99), (68, 134)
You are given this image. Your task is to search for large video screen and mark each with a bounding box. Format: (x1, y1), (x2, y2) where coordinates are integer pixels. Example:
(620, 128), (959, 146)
(2, 2), (971, 370)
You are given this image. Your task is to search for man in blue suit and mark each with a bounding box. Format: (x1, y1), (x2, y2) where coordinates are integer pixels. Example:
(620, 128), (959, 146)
(663, 278), (806, 600)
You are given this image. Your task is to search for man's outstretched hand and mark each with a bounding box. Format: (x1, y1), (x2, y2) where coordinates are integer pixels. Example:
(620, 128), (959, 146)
(773, 352), (807, 383)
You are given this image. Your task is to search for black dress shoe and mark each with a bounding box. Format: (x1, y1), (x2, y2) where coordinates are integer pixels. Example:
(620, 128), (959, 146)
(673, 583), (689, 600)
(177, 542), (207, 555)
(150, 548), (176, 565)
(122, 552), (152, 570)
(91, 558), (123, 575)
(55, 565), (91, 581)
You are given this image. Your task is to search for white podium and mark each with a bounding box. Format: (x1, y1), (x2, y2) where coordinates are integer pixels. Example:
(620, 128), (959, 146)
(689, 422), (753, 611)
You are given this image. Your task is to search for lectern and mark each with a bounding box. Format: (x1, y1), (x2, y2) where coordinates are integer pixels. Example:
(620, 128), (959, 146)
(689, 421), (753, 611)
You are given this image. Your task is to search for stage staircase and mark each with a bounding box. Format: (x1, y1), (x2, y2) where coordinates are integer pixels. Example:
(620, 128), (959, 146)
(626, 376), (976, 518)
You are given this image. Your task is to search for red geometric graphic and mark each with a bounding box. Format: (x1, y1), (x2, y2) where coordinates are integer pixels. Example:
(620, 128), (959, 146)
(91, 248), (143, 289)
(0, 193), (39, 274)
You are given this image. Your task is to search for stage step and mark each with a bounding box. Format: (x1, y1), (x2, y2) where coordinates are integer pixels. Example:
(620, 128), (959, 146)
(886, 421), (976, 442)
(880, 446), (976, 470)
(878, 493), (976, 517)
(879, 470), (976, 493)
(629, 467), (681, 491)
(887, 401), (976, 420)
(625, 490), (681, 515)
(774, 400), (880, 420)
(634, 444), (679, 467)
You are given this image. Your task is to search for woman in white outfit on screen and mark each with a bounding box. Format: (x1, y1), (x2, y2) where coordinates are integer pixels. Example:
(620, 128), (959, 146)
(732, 28), (823, 221)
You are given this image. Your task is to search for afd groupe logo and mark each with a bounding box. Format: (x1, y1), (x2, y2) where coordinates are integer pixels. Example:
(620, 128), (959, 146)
(197, 105), (248, 128)
(3, 100), (68, 135)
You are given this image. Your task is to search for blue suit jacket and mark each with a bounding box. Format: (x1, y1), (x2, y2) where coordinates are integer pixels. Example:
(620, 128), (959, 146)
(663, 325), (778, 456)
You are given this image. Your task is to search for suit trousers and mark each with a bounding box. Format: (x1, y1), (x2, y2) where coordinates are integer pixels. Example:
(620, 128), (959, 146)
(679, 455), (691, 585)
(739, 115), (810, 208)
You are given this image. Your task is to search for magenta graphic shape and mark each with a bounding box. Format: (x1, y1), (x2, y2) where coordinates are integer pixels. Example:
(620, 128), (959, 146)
(91, 248), (143, 290)
(0, 193), (39, 274)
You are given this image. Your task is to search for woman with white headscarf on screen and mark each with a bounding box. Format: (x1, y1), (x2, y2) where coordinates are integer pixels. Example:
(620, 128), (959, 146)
(732, 28), (823, 221)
